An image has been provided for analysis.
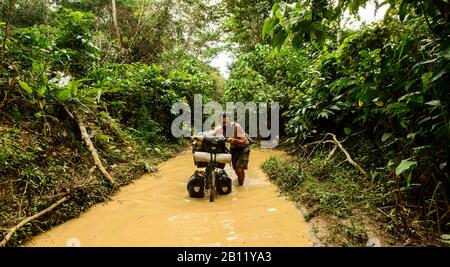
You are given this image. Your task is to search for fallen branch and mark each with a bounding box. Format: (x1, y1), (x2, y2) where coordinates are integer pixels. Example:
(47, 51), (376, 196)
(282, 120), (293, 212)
(327, 133), (368, 177)
(327, 144), (337, 160)
(64, 106), (115, 187)
(304, 139), (335, 147)
(0, 195), (69, 247)
(336, 159), (347, 167)
(304, 133), (368, 176)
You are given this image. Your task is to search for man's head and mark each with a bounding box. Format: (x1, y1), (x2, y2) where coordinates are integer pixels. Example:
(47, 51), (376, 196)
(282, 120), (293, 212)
(221, 112), (231, 126)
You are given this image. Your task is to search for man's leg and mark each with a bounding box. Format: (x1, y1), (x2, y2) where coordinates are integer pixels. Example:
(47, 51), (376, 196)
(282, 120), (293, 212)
(231, 147), (249, 186)
(235, 167), (245, 186)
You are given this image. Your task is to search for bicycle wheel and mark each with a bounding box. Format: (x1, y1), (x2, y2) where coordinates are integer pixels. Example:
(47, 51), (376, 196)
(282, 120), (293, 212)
(209, 170), (216, 202)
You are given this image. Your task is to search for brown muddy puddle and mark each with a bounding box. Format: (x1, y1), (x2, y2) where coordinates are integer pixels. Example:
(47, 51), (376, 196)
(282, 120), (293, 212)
(26, 149), (311, 247)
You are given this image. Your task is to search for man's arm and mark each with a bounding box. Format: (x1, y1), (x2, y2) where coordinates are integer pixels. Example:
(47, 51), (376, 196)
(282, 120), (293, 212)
(208, 125), (222, 136)
(229, 123), (247, 146)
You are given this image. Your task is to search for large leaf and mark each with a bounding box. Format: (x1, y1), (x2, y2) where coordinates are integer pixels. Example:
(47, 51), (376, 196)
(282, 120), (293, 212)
(262, 18), (273, 38)
(271, 2), (280, 13)
(272, 29), (287, 50)
(372, 97), (384, 107)
(95, 134), (113, 141)
(413, 58), (437, 69)
(18, 81), (33, 95)
(275, 1), (287, 22)
(407, 132), (418, 139)
(269, 17), (280, 34)
(405, 171), (413, 187)
(57, 89), (71, 101)
(263, 17), (279, 39)
(418, 116), (432, 124)
(32, 61), (44, 75)
(395, 158), (417, 176)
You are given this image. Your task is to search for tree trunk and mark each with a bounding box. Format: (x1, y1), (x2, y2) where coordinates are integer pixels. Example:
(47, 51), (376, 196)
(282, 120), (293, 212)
(111, 0), (123, 51)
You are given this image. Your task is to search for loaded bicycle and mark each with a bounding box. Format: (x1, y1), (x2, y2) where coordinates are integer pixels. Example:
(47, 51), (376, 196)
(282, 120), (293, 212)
(187, 135), (232, 202)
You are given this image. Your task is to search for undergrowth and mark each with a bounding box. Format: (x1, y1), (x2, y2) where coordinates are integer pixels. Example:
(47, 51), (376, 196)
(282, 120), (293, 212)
(261, 147), (425, 246)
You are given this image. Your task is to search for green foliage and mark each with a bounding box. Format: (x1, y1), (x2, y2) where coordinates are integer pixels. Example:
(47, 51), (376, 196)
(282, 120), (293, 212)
(224, 44), (308, 106)
(167, 55), (217, 103)
(263, 0), (450, 49)
(233, 19), (448, 180)
(279, 21), (449, 193)
(231, 1), (449, 244)
(222, 0), (281, 52)
(2, 4), (219, 143)
(261, 156), (305, 190)
(1, 0), (51, 27)
(87, 54), (217, 144)
(263, 0), (334, 46)
(51, 8), (99, 75)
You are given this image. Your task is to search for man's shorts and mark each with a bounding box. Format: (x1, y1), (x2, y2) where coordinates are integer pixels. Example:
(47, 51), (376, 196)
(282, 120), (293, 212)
(230, 146), (250, 170)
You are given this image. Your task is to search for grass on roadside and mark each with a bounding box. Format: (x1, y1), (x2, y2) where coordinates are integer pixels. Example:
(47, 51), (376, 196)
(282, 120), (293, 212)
(261, 152), (395, 246)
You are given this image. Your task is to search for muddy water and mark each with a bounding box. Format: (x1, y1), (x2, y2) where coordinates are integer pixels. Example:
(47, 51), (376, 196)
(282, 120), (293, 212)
(27, 149), (311, 247)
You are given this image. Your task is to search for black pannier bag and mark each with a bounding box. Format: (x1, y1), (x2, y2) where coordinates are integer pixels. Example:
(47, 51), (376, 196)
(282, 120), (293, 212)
(202, 136), (227, 153)
(216, 170), (232, 195)
(187, 171), (205, 198)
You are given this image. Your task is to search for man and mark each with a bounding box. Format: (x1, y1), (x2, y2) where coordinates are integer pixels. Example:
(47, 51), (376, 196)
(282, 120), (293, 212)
(208, 113), (250, 186)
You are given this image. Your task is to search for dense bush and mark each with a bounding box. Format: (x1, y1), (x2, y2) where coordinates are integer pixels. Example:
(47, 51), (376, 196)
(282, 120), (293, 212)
(227, 10), (449, 244)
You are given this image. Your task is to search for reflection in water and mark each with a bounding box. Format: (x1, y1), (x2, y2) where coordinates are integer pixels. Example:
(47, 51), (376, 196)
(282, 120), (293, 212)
(27, 149), (311, 247)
